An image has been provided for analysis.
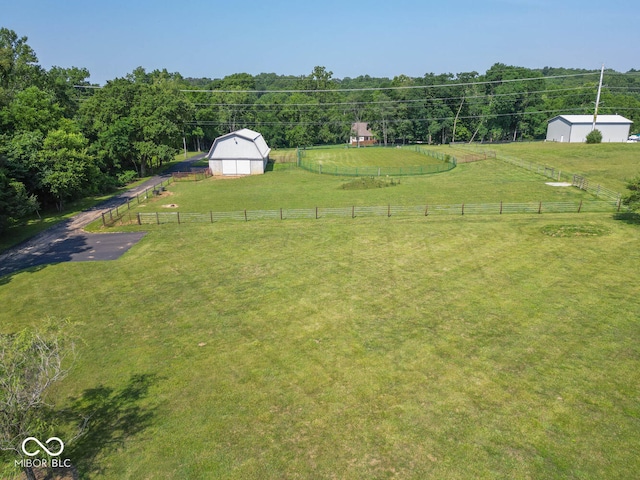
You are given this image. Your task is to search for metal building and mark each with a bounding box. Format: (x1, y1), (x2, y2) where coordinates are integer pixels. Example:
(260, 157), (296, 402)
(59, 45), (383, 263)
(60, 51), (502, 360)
(207, 128), (271, 175)
(546, 115), (632, 143)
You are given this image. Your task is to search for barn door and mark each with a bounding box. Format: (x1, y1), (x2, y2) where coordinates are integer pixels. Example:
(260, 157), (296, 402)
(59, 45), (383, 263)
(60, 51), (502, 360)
(222, 160), (237, 175)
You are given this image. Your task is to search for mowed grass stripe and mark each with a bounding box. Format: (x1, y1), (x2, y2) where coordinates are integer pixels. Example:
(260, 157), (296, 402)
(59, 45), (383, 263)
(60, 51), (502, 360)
(301, 146), (446, 167)
(119, 160), (594, 217)
(2, 216), (640, 478)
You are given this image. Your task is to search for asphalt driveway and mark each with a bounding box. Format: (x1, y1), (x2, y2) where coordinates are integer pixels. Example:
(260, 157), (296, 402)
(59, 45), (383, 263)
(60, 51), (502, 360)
(0, 232), (147, 278)
(0, 153), (206, 279)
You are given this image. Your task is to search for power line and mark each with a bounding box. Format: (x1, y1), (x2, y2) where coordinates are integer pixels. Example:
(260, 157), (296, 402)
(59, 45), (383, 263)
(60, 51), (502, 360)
(184, 107), (592, 127)
(190, 86), (595, 109)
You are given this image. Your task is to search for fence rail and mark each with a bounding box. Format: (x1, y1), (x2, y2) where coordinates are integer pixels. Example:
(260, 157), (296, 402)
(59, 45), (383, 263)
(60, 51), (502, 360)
(452, 144), (622, 202)
(100, 177), (174, 227)
(172, 168), (212, 181)
(296, 146), (457, 177)
(132, 200), (621, 225)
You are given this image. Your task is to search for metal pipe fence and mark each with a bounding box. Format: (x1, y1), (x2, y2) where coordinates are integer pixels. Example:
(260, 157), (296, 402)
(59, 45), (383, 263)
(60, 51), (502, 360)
(132, 200), (621, 225)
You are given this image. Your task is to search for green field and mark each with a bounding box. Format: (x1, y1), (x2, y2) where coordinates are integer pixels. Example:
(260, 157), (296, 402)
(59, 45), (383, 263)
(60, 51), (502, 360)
(301, 145), (447, 167)
(450, 142), (640, 192)
(1, 144), (639, 479)
(119, 158), (595, 216)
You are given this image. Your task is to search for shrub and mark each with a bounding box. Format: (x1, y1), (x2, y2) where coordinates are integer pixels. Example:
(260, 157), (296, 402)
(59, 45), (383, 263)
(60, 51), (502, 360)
(623, 175), (640, 211)
(586, 129), (603, 144)
(117, 170), (138, 185)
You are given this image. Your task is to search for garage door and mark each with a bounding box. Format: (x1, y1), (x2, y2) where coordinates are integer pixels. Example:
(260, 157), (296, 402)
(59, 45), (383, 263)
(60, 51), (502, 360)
(222, 160), (237, 175)
(237, 160), (251, 175)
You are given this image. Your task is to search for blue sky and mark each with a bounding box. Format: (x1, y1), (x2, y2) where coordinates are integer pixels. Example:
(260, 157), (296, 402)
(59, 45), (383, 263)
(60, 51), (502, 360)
(3, 0), (638, 84)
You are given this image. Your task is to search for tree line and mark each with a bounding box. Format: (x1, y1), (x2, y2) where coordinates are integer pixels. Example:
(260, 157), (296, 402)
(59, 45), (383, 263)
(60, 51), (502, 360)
(2, 27), (640, 231)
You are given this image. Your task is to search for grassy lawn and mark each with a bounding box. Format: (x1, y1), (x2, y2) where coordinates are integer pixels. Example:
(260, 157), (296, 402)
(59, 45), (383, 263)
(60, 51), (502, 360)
(302, 146), (446, 168)
(455, 142), (640, 192)
(1, 143), (639, 479)
(1, 214), (639, 479)
(126, 160), (594, 215)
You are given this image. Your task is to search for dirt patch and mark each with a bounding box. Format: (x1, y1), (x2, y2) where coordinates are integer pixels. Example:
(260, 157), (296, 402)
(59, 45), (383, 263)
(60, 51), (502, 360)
(545, 182), (573, 187)
(162, 204), (179, 208)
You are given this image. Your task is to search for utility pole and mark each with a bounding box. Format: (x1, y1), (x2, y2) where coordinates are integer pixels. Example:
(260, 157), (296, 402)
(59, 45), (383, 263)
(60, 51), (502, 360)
(592, 63), (605, 131)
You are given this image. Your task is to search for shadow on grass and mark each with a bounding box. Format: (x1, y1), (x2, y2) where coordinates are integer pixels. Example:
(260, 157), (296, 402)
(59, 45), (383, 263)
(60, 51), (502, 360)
(0, 263), (49, 286)
(613, 211), (640, 225)
(61, 373), (160, 478)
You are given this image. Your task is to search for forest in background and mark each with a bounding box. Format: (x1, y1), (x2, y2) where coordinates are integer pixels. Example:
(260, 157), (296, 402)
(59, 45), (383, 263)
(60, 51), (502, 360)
(2, 26), (640, 231)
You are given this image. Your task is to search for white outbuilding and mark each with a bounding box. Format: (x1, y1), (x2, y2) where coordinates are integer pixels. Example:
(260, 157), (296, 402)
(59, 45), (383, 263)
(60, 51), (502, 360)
(207, 128), (271, 175)
(546, 115), (633, 143)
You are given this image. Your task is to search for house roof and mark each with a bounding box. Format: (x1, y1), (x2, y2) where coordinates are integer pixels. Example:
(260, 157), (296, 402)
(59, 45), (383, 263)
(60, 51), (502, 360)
(352, 122), (373, 137)
(549, 114), (632, 125)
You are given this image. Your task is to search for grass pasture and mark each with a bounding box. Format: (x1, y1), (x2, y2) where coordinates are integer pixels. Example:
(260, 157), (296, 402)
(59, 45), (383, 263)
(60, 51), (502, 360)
(301, 145), (447, 168)
(119, 158), (596, 216)
(454, 142), (640, 192)
(1, 143), (640, 479)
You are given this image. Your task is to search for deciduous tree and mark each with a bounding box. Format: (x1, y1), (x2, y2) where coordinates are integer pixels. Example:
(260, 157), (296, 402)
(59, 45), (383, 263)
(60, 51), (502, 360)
(0, 320), (75, 480)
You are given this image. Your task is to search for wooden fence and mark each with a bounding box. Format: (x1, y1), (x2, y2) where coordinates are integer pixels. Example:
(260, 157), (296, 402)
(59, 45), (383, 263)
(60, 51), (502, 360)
(129, 200), (622, 226)
(100, 177), (174, 227)
(452, 144), (622, 202)
(172, 168), (212, 182)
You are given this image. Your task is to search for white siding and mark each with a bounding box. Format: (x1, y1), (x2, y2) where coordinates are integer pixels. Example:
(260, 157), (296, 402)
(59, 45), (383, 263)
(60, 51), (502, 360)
(546, 115), (632, 143)
(206, 128), (271, 176)
(546, 118), (571, 142)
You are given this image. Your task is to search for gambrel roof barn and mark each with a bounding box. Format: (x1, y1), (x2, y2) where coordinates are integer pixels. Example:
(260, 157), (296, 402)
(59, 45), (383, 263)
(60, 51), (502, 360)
(546, 115), (632, 143)
(207, 128), (271, 175)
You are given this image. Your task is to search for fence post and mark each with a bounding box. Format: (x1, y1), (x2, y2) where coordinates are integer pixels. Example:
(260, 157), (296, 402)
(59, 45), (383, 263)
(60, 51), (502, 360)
(461, 203), (464, 215)
(500, 201), (503, 214)
(315, 207), (318, 219)
(177, 212), (180, 224)
(280, 208), (283, 220)
(578, 200), (583, 213)
(210, 211), (213, 223)
(388, 204), (391, 217)
(137, 213), (141, 225)
(352, 205), (355, 219)
(538, 201), (542, 214)
(102, 212), (106, 226)
(424, 204), (428, 216)
(156, 212), (159, 225)
(244, 209), (248, 222)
